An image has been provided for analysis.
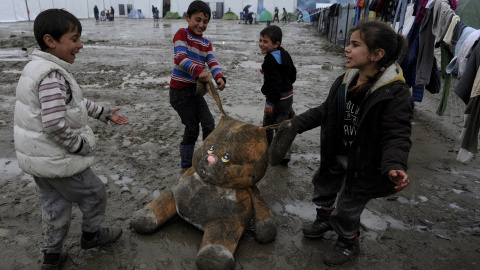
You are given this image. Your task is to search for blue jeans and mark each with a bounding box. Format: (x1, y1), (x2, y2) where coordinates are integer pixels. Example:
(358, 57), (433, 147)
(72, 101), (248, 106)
(392, 0), (408, 34)
(170, 86), (215, 145)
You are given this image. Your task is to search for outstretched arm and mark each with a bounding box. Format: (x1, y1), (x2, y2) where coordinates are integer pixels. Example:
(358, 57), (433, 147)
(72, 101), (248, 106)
(107, 108), (129, 125)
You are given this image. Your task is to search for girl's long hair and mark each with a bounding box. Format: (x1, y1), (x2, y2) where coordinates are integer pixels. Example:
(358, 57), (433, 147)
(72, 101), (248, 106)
(348, 18), (405, 93)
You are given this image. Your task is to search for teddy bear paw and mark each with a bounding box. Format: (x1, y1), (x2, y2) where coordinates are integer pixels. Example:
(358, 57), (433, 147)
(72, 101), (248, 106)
(254, 218), (277, 243)
(130, 208), (158, 233)
(196, 244), (235, 270)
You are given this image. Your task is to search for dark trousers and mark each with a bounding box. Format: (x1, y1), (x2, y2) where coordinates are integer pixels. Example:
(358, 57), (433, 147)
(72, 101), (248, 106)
(312, 155), (370, 238)
(263, 97), (294, 144)
(170, 86), (215, 145)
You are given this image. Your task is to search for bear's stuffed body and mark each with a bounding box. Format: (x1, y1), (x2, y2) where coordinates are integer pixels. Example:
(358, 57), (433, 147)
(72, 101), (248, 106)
(131, 84), (277, 270)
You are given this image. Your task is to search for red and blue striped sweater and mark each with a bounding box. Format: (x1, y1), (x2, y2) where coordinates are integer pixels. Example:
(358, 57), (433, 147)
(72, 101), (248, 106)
(170, 27), (224, 89)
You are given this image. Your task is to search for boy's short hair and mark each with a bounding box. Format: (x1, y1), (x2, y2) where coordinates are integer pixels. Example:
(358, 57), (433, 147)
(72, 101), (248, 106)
(187, 1), (211, 20)
(260, 25), (282, 45)
(34, 9), (82, 51)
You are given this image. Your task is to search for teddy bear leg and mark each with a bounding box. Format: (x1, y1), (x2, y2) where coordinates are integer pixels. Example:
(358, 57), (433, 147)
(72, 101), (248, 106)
(130, 189), (177, 233)
(196, 220), (245, 270)
(250, 186), (277, 243)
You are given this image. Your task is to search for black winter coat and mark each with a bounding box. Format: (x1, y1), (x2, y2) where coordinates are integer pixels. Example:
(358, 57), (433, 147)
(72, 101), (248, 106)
(261, 47), (296, 106)
(291, 64), (414, 199)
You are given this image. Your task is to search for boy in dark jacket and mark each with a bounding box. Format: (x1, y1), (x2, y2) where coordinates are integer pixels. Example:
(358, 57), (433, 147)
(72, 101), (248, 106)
(259, 25), (296, 162)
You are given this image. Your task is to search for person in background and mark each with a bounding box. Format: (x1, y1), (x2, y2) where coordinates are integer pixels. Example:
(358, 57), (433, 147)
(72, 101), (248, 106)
(169, 0), (226, 168)
(14, 9), (128, 270)
(110, 6), (114, 21)
(258, 25), (296, 163)
(271, 18), (413, 266)
(273, 7), (279, 23)
(93, 5), (99, 21)
(282, 8), (288, 23)
(243, 5), (249, 24)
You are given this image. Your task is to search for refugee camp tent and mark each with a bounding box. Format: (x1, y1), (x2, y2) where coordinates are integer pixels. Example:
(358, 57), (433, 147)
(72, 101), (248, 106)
(300, 11), (310, 22)
(287, 13), (297, 22)
(127, 9), (145, 19)
(222, 11), (238, 20)
(165, 11), (181, 19)
(258, 10), (272, 22)
(455, 0), (480, 30)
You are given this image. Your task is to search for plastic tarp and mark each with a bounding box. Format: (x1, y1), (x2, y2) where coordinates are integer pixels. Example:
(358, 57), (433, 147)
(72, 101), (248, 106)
(258, 10), (272, 22)
(127, 9), (145, 19)
(222, 11), (238, 20)
(456, 0), (480, 30)
(164, 11), (180, 19)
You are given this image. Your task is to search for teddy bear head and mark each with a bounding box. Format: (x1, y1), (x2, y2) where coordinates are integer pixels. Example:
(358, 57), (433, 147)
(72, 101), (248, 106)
(192, 115), (269, 189)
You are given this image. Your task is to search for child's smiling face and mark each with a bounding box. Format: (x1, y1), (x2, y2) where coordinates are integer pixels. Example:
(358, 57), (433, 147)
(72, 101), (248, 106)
(185, 12), (210, 35)
(46, 26), (83, 64)
(259, 35), (279, 55)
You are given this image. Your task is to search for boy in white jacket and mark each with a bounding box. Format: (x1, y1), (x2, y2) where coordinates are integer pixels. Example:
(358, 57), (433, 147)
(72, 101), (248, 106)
(14, 9), (128, 270)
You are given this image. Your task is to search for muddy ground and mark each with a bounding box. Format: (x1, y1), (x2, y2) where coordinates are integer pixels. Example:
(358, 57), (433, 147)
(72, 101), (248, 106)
(0, 18), (479, 270)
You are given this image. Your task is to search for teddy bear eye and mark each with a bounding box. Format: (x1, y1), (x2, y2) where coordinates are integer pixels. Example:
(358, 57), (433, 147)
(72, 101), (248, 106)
(221, 153), (231, 163)
(208, 145), (215, 154)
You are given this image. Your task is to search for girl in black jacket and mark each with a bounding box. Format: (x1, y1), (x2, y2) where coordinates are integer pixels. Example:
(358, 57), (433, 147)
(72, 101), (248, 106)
(270, 19), (413, 266)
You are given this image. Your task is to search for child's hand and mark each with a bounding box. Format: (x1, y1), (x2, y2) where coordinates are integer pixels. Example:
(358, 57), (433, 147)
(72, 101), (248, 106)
(388, 170), (409, 192)
(107, 108), (129, 125)
(216, 78), (225, 91)
(264, 104), (273, 115)
(197, 70), (210, 83)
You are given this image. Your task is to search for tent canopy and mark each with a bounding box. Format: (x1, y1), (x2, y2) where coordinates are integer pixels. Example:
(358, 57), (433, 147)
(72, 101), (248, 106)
(455, 0), (480, 29)
(258, 10), (272, 22)
(127, 9), (145, 19)
(165, 11), (181, 19)
(299, 11), (310, 22)
(287, 13), (297, 22)
(222, 11), (238, 20)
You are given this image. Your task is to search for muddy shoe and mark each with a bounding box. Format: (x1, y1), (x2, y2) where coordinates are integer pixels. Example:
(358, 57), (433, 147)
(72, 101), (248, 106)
(323, 237), (360, 266)
(81, 227), (123, 249)
(303, 208), (333, 238)
(41, 251), (67, 270)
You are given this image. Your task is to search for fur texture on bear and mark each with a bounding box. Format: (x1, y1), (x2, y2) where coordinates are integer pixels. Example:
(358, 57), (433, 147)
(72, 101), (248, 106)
(130, 81), (277, 270)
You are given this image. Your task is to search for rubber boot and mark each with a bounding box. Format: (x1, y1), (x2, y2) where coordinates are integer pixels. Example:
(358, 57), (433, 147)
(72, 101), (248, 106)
(180, 144), (195, 168)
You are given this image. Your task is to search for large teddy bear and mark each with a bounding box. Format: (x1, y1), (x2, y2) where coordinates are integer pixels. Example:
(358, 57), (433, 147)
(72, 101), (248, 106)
(130, 82), (277, 270)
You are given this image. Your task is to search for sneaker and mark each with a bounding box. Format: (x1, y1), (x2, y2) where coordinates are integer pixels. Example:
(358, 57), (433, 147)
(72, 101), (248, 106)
(81, 227), (123, 249)
(323, 237), (360, 266)
(302, 208), (333, 238)
(41, 251), (67, 270)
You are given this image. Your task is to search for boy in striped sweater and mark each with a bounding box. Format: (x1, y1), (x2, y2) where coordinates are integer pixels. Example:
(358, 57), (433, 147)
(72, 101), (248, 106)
(169, 0), (226, 168)
(14, 9), (128, 269)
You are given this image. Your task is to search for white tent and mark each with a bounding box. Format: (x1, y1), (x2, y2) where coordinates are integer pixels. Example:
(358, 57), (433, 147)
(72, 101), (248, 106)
(127, 9), (145, 18)
(0, 0), (297, 22)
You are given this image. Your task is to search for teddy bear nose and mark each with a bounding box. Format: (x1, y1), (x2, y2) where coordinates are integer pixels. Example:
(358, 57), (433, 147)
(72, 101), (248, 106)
(207, 155), (216, 164)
